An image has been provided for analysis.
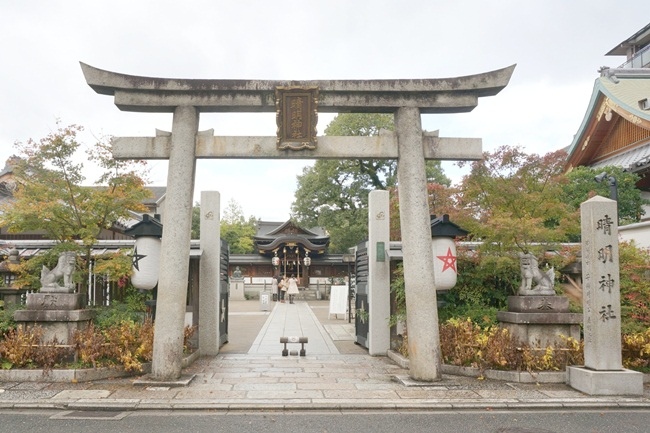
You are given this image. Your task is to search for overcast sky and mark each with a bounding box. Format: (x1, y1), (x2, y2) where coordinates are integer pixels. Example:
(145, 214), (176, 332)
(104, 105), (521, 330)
(1, 1), (649, 221)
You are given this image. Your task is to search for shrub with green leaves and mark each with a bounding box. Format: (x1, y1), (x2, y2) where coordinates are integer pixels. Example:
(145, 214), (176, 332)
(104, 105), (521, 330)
(0, 303), (20, 334)
(619, 241), (650, 334)
(92, 285), (150, 329)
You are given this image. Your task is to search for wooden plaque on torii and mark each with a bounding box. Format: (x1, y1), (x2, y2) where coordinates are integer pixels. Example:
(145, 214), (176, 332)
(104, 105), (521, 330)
(275, 86), (318, 150)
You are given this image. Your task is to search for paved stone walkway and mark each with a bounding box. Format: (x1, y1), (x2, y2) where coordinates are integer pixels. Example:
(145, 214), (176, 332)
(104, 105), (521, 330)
(0, 299), (649, 411)
(248, 301), (339, 355)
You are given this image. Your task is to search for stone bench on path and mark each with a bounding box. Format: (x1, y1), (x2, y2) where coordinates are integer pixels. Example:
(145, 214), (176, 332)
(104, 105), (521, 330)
(280, 336), (308, 356)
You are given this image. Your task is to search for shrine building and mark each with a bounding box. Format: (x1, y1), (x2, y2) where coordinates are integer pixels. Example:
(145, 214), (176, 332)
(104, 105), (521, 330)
(229, 220), (351, 292)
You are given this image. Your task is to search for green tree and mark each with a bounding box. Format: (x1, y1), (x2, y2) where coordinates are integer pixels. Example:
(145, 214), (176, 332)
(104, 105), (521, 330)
(438, 145), (585, 317)
(0, 123), (151, 289)
(292, 113), (449, 252)
(189, 200), (257, 253)
(455, 145), (580, 255)
(191, 202), (201, 239)
(563, 165), (647, 225)
(220, 199), (257, 254)
(618, 241), (650, 334)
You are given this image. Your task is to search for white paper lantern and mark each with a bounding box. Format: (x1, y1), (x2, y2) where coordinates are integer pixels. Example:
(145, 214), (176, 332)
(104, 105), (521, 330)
(131, 236), (161, 290)
(432, 237), (458, 291)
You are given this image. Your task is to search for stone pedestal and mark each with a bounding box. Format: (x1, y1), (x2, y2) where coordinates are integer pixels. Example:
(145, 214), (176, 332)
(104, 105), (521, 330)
(229, 279), (245, 300)
(497, 296), (582, 347)
(13, 293), (94, 345)
(567, 366), (643, 396)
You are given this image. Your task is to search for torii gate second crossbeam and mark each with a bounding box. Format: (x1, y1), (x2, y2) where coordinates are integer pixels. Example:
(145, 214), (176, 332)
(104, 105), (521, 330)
(81, 62), (515, 382)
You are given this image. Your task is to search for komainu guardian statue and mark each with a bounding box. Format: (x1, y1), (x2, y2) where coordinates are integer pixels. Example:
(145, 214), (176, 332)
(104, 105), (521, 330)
(40, 251), (77, 293)
(518, 252), (555, 296)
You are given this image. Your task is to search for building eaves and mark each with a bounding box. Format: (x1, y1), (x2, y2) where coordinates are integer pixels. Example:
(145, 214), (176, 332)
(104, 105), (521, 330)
(255, 221), (284, 237)
(591, 141), (650, 172)
(606, 22), (650, 56)
(566, 72), (650, 162)
(266, 220), (320, 237)
(146, 186), (166, 204)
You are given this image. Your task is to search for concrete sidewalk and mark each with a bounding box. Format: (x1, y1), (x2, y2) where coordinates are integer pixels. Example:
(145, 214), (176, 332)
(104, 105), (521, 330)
(0, 299), (649, 411)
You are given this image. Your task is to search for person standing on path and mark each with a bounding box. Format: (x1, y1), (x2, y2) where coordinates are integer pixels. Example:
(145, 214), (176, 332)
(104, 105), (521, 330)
(279, 275), (288, 303)
(271, 274), (279, 301)
(286, 274), (299, 304)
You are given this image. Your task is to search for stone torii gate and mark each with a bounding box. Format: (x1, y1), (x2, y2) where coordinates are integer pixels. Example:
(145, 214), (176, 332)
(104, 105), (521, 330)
(81, 62), (515, 382)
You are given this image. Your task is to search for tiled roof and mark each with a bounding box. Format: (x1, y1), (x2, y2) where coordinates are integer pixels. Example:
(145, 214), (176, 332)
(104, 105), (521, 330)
(592, 141), (650, 172)
(566, 71), (650, 164)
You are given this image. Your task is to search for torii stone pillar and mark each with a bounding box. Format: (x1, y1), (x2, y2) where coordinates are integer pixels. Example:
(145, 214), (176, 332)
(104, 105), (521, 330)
(81, 62), (514, 381)
(395, 107), (442, 380)
(151, 106), (198, 379)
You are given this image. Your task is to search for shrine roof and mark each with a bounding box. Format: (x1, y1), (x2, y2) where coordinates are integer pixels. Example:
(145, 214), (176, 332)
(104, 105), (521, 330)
(565, 70), (650, 170)
(255, 220), (327, 239)
(253, 220), (329, 254)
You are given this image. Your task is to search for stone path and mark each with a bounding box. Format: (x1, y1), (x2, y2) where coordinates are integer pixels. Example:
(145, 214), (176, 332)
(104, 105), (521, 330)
(248, 301), (339, 355)
(0, 299), (649, 411)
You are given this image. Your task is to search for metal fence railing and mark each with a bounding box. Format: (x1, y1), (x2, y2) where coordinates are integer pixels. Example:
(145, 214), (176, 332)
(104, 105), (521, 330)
(618, 44), (650, 69)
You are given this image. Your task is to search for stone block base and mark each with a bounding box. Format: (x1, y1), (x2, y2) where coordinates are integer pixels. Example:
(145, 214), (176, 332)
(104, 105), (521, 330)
(496, 311), (583, 325)
(497, 310), (582, 347)
(26, 293), (85, 310)
(14, 309), (94, 322)
(499, 321), (581, 347)
(229, 281), (245, 300)
(507, 295), (570, 312)
(567, 366), (644, 396)
(14, 309), (94, 345)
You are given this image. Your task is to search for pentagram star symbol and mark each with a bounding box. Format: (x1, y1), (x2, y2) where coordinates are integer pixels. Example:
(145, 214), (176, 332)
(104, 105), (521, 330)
(437, 247), (457, 273)
(131, 246), (147, 271)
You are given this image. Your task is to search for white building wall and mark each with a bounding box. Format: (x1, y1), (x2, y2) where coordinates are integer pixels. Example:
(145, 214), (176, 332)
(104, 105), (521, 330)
(619, 221), (650, 250)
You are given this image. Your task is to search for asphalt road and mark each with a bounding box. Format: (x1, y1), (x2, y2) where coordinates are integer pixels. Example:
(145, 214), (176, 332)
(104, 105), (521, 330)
(1, 409), (649, 433)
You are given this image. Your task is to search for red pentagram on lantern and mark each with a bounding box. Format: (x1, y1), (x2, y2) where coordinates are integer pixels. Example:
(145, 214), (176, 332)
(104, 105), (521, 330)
(437, 247), (457, 273)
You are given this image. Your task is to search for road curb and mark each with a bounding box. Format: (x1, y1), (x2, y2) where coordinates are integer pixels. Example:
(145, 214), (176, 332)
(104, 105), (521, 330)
(3, 399), (649, 412)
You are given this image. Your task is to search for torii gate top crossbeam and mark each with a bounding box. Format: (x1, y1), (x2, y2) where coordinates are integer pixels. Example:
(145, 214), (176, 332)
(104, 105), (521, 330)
(80, 62), (515, 114)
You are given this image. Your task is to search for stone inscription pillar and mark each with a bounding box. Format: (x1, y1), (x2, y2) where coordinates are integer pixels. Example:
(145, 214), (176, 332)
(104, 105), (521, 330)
(567, 195), (642, 395)
(582, 196), (622, 370)
(151, 106), (199, 380)
(367, 190), (390, 356)
(395, 107), (442, 381)
(199, 191), (221, 356)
